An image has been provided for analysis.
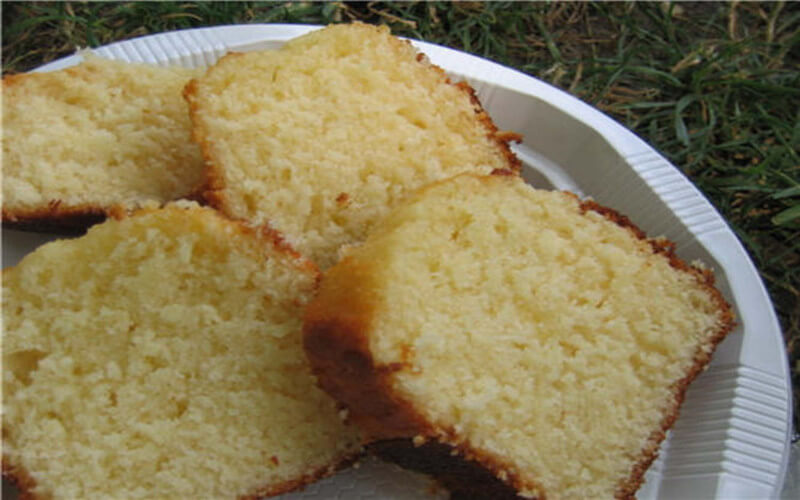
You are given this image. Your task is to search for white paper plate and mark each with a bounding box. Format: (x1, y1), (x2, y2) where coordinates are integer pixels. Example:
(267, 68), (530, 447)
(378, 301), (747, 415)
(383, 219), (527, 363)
(2, 24), (792, 499)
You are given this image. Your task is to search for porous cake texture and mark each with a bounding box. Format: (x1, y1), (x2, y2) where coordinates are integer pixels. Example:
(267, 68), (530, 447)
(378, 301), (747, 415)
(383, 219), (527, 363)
(2, 55), (204, 229)
(185, 22), (521, 269)
(2, 203), (362, 499)
(304, 172), (734, 499)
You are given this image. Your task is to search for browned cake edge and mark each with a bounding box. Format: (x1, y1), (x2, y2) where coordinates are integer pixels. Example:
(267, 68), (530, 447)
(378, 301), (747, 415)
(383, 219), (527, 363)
(576, 198), (735, 498)
(1, 185), (207, 234)
(303, 172), (735, 499)
(2, 203), (108, 234)
(183, 23), (522, 220)
(182, 51), (244, 214)
(368, 440), (521, 500)
(446, 76), (522, 173)
(2, 204), (368, 499)
(2, 461), (42, 500)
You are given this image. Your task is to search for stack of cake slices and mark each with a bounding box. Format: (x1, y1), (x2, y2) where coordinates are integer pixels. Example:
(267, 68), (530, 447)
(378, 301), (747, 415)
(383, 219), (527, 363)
(2, 22), (733, 500)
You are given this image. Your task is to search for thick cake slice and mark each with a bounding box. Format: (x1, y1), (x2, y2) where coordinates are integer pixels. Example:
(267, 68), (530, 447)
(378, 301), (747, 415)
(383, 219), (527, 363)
(2, 55), (204, 230)
(185, 22), (520, 269)
(2, 203), (362, 499)
(304, 172), (734, 498)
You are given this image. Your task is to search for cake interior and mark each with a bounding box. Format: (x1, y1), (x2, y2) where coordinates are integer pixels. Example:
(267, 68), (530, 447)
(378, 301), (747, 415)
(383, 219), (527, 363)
(2, 206), (360, 498)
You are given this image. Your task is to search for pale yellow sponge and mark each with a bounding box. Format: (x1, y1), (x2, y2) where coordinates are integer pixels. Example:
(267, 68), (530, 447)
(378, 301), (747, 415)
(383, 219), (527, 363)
(304, 173), (734, 499)
(2, 203), (362, 499)
(2, 55), (204, 228)
(185, 22), (520, 269)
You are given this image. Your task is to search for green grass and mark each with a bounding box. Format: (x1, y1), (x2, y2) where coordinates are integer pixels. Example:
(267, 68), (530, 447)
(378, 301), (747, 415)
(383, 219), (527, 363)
(3, 1), (799, 431)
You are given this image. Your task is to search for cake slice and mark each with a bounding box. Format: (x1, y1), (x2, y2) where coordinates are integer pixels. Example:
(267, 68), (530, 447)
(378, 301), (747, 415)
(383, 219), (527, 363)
(2, 203), (362, 499)
(304, 172), (734, 498)
(185, 22), (520, 269)
(2, 55), (205, 230)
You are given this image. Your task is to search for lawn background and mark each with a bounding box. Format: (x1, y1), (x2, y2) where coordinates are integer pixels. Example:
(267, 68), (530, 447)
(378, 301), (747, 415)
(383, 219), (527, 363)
(2, 1), (798, 434)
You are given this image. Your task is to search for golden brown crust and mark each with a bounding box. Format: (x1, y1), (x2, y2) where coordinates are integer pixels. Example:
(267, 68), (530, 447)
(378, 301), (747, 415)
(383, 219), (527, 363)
(490, 168), (518, 177)
(304, 179), (735, 499)
(421, 57), (522, 171)
(450, 80), (522, 173)
(183, 69), (232, 217)
(3, 72), (24, 85)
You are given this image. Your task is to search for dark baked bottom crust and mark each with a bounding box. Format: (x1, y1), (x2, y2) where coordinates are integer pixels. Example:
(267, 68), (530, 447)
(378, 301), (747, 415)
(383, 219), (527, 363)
(370, 440), (520, 500)
(2, 205), (107, 234)
(3, 458), (41, 500)
(2, 185), (207, 234)
(303, 173), (736, 499)
(240, 449), (363, 499)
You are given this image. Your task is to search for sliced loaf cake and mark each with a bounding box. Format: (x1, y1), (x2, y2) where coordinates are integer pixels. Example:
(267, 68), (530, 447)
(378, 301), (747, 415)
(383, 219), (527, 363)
(185, 22), (520, 269)
(304, 172), (734, 498)
(2, 55), (204, 230)
(2, 203), (362, 499)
